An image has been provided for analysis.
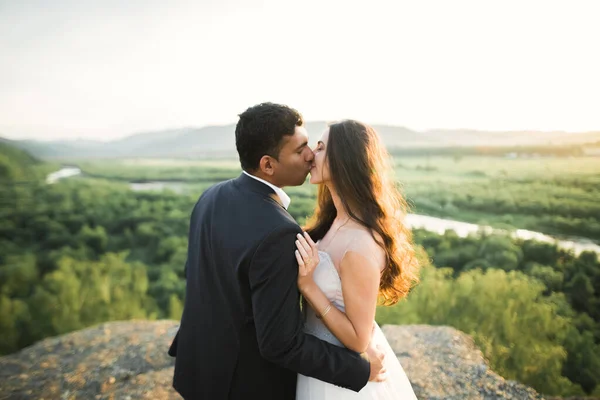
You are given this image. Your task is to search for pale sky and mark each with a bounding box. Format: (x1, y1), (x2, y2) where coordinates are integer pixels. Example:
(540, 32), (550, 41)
(1, 0), (599, 141)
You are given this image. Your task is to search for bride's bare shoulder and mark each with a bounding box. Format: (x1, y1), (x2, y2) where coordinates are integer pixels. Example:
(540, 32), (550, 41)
(343, 226), (386, 268)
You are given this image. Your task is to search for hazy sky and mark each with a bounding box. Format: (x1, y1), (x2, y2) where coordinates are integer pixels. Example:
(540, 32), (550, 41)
(1, 0), (599, 141)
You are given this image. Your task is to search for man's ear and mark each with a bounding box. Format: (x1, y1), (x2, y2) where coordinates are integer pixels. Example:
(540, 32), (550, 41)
(259, 155), (276, 176)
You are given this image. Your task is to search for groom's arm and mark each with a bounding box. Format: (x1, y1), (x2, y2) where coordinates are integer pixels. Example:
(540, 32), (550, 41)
(249, 224), (370, 392)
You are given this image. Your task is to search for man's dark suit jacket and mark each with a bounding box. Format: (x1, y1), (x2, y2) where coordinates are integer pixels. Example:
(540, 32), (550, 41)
(168, 173), (370, 399)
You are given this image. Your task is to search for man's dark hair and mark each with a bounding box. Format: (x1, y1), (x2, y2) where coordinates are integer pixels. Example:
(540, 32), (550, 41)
(235, 102), (304, 171)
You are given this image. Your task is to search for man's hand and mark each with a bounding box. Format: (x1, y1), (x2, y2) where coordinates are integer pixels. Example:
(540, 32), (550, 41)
(365, 342), (387, 382)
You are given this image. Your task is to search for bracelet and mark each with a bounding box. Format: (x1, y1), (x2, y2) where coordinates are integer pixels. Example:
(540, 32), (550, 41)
(317, 303), (332, 319)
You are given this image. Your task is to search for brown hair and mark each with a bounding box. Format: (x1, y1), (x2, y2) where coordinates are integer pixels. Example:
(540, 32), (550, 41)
(303, 120), (419, 305)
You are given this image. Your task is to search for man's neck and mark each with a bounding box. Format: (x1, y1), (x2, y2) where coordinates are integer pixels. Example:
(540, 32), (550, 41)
(244, 170), (280, 188)
(242, 170), (291, 209)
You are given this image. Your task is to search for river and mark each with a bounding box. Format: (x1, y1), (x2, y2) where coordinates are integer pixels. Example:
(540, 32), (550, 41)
(404, 214), (600, 256)
(47, 167), (600, 255)
(46, 167), (82, 184)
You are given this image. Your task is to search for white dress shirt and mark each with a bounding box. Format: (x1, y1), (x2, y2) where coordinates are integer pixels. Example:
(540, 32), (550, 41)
(242, 171), (291, 210)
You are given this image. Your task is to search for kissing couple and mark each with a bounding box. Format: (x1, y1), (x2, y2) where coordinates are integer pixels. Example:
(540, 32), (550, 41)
(168, 102), (419, 399)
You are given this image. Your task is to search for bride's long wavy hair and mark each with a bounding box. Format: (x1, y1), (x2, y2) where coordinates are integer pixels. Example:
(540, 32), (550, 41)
(303, 120), (419, 305)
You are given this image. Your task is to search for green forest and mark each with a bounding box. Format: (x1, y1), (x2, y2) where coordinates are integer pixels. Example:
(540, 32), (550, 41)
(1, 146), (599, 397)
(77, 155), (600, 241)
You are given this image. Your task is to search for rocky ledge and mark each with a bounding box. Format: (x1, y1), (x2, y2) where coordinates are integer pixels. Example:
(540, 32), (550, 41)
(0, 320), (544, 399)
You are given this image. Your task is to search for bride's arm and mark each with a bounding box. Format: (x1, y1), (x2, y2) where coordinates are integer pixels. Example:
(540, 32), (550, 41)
(296, 234), (380, 353)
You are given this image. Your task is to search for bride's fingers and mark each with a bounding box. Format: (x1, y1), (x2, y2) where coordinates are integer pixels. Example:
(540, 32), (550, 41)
(295, 250), (306, 276)
(296, 240), (310, 262)
(303, 231), (317, 252)
(296, 234), (312, 255)
(375, 371), (388, 382)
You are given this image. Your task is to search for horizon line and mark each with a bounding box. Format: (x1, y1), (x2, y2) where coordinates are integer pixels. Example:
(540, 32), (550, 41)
(2, 122), (600, 143)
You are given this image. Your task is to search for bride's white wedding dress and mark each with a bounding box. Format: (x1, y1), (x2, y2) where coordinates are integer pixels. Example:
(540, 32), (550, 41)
(296, 248), (417, 399)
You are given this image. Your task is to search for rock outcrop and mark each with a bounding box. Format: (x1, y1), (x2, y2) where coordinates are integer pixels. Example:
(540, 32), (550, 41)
(382, 325), (543, 399)
(0, 320), (544, 399)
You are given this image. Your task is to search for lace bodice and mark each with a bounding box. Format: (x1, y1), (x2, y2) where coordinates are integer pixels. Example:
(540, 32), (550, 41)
(303, 251), (346, 347)
(303, 227), (385, 347)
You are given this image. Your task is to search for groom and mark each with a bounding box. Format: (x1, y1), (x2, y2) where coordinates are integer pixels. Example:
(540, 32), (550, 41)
(168, 102), (385, 399)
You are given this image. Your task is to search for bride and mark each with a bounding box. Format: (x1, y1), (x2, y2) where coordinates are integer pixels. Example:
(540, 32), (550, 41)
(294, 120), (419, 399)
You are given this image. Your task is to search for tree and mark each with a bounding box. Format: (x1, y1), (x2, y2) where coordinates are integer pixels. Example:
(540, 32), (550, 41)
(79, 224), (108, 255)
(377, 267), (579, 395)
(29, 252), (153, 337)
(0, 295), (31, 355)
(525, 262), (564, 293)
(566, 273), (595, 313)
(563, 328), (600, 393)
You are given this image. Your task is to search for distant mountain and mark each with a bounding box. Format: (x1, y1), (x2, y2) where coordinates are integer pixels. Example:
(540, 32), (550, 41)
(11, 125), (238, 159)
(422, 129), (600, 147)
(11, 139), (106, 159)
(7, 123), (600, 160)
(0, 138), (42, 181)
